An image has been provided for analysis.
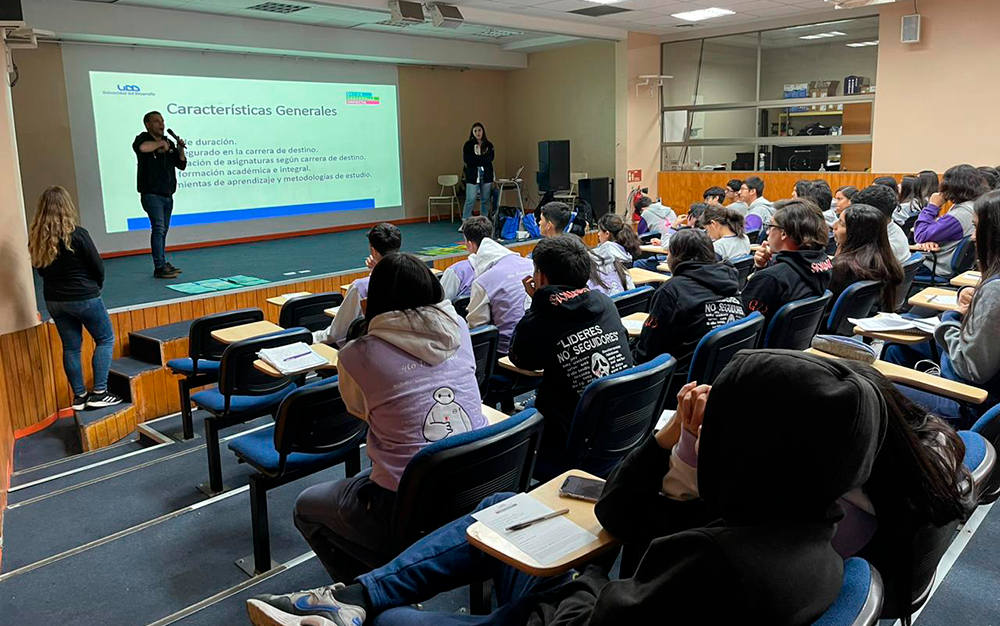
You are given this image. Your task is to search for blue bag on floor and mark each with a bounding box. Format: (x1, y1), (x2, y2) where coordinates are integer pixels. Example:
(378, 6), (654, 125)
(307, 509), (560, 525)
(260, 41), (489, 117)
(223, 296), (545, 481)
(500, 209), (522, 240)
(522, 213), (541, 238)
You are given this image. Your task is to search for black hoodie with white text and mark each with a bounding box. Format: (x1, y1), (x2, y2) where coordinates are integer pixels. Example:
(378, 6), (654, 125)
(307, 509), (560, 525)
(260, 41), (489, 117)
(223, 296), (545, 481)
(741, 249), (832, 327)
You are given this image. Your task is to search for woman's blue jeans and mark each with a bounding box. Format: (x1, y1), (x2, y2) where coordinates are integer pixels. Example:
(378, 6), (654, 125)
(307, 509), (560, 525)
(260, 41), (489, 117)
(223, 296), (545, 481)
(463, 183), (492, 220)
(47, 297), (115, 397)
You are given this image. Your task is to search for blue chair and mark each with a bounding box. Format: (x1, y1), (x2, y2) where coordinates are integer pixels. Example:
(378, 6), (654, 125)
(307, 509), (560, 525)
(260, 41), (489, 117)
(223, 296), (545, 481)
(731, 254), (755, 291)
(191, 327), (311, 495)
(227, 377), (367, 575)
(469, 325), (500, 398)
(895, 252), (924, 311)
(167, 308), (264, 440)
(812, 558), (883, 626)
(534, 353), (677, 482)
(687, 312), (765, 385)
(827, 281), (882, 336)
(762, 291), (834, 350)
(959, 430), (997, 504)
(279, 292), (344, 332)
(913, 236), (976, 287)
(453, 295), (471, 319)
(971, 404), (1000, 503)
(320, 409), (545, 582)
(611, 286), (655, 317)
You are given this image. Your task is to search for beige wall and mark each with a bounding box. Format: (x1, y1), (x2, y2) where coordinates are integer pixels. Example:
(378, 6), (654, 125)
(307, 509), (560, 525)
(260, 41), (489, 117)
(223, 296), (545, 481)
(873, 0), (1000, 172)
(398, 67), (507, 220)
(503, 41), (617, 207)
(626, 32), (662, 199)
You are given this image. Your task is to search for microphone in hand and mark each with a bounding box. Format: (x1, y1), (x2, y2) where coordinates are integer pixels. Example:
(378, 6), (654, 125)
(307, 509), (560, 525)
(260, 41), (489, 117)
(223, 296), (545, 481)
(167, 128), (186, 149)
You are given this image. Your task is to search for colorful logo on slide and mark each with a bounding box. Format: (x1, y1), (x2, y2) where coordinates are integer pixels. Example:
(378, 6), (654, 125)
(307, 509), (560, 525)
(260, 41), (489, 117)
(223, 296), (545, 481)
(101, 83), (155, 97)
(345, 91), (380, 105)
(118, 84), (141, 92)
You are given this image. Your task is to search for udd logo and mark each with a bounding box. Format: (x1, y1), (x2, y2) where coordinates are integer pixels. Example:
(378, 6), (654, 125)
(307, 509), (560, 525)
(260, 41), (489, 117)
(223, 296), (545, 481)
(117, 84), (141, 92)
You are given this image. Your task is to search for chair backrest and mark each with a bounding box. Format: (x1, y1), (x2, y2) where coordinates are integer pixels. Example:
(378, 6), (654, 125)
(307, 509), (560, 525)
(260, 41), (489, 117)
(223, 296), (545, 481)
(951, 236), (977, 275)
(453, 295), (471, 319)
(971, 404), (1000, 504)
(687, 313), (765, 385)
(391, 409), (545, 547)
(901, 214), (919, 244)
(189, 308), (264, 363)
(218, 327), (312, 399)
(959, 430), (997, 503)
(812, 558), (884, 626)
(438, 174), (459, 187)
(611, 286), (656, 317)
(746, 230), (761, 246)
(345, 316), (367, 343)
(827, 280), (882, 336)
(469, 325), (500, 398)
(271, 377), (367, 477)
(896, 252), (924, 310)
(826, 234), (839, 257)
(566, 353), (677, 478)
(731, 254), (755, 291)
(763, 291), (834, 350)
(279, 292), (344, 332)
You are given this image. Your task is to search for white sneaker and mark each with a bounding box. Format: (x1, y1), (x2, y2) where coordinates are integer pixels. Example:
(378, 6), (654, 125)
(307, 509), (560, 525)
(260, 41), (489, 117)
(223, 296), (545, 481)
(247, 600), (339, 626)
(249, 583), (365, 626)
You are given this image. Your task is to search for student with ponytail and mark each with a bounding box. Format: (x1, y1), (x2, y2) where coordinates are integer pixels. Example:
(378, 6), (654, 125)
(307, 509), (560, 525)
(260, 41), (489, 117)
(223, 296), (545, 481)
(589, 213), (640, 295)
(701, 205), (751, 261)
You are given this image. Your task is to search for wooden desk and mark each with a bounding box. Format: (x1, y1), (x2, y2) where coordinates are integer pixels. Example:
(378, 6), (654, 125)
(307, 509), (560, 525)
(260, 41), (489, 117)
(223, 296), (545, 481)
(324, 306), (340, 318)
(498, 356), (543, 377)
(951, 271), (981, 288)
(629, 267), (670, 286)
(211, 321), (284, 344)
(466, 470), (618, 577)
(266, 291), (312, 307)
(750, 244), (762, 252)
(639, 244), (667, 255)
(805, 348), (987, 404)
(482, 405), (511, 425)
(430, 267), (443, 275)
(622, 312), (649, 337)
(852, 326), (930, 345)
(340, 284), (352, 295)
(656, 263), (672, 274)
(909, 287), (960, 312)
(253, 343), (339, 377)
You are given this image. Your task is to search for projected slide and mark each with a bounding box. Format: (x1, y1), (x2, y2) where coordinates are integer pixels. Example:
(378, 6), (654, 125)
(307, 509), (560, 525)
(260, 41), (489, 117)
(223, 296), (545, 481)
(88, 71), (402, 233)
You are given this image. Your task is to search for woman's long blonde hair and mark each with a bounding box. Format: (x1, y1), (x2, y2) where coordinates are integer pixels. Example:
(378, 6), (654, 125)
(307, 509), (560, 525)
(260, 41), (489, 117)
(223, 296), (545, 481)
(28, 186), (79, 269)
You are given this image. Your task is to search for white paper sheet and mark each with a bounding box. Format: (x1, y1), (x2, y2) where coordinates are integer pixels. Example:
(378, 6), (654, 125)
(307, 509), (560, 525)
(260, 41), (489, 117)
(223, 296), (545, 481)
(258, 342), (328, 375)
(472, 493), (598, 566)
(926, 294), (958, 306)
(623, 319), (645, 333)
(849, 313), (941, 334)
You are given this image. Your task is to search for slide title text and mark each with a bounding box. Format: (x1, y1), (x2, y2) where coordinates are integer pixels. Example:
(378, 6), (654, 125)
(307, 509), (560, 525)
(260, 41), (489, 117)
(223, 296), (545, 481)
(166, 103), (338, 117)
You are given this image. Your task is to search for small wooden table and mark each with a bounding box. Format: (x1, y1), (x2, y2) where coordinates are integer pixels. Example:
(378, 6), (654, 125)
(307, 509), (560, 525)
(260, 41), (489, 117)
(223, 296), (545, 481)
(639, 244), (667, 255)
(324, 306), (340, 318)
(909, 287), (960, 312)
(629, 267), (670, 286)
(211, 321), (284, 344)
(253, 343), (339, 377)
(852, 326), (930, 345)
(951, 271), (981, 288)
(622, 312), (649, 337)
(266, 291), (312, 307)
(498, 356), (543, 377)
(466, 470), (618, 577)
(805, 348), (987, 404)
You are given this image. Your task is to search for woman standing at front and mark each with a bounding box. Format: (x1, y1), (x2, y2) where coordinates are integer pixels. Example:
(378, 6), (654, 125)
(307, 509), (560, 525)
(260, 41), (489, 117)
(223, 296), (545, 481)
(28, 186), (121, 412)
(462, 122), (494, 223)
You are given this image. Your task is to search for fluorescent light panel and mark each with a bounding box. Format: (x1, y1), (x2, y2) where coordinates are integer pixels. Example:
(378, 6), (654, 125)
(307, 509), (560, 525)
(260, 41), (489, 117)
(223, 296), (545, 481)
(671, 7), (735, 21)
(799, 30), (846, 39)
(846, 40), (879, 47)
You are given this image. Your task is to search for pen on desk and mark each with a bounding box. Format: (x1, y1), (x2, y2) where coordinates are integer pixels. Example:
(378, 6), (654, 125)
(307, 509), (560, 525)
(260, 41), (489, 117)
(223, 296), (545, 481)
(506, 508), (570, 532)
(283, 351), (315, 361)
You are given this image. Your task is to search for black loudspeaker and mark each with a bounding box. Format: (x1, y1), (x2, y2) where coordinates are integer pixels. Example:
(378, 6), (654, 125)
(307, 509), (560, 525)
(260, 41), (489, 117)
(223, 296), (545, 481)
(0, 0), (23, 21)
(579, 177), (610, 221)
(537, 140), (570, 193)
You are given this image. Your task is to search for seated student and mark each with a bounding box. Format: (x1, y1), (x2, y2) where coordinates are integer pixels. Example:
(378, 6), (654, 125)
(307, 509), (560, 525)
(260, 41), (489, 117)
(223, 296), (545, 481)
(701, 204), (752, 261)
(852, 184), (913, 265)
(537, 200), (571, 237)
(635, 196), (677, 237)
(739, 176), (774, 235)
(835, 185), (857, 216)
(703, 186), (726, 206)
(634, 228), (745, 387)
(872, 175), (899, 192)
(293, 253), (486, 569)
(633, 202), (710, 271)
(314, 223), (401, 347)
(894, 175), (928, 228)
(248, 350), (884, 626)
(798, 180), (836, 230)
(913, 164), (987, 279)
(508, 235), (633, 467)
(742, 198), (832, 327)
(724, 178), (749, 215)
(884, 189), (1000, 424)
(978, 165), (1000, 190)
(589, 213), (639, 296)
(439, 217), (491, 301)
(465, 229), (535, 356)
(829, 204), (904, 314)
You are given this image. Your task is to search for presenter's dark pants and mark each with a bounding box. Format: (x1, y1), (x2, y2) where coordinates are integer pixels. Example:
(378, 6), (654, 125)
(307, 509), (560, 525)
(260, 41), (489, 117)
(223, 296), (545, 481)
(140, 193), (174, 270)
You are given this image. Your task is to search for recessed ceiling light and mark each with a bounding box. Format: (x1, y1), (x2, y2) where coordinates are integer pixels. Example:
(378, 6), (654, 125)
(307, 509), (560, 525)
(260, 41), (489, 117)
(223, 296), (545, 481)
(846, 40), (879, 47)
(671, 7), (735, 22)
(799, 30), (847, 40)
(478, 27), (525, 38)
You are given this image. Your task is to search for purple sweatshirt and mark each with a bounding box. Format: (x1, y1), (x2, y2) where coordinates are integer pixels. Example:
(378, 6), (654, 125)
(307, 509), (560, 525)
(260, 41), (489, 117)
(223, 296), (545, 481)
(913, 201), (976, 276)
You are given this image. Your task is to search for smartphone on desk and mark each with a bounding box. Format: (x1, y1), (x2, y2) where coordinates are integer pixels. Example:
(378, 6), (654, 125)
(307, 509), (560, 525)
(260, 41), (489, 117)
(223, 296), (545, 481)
(558, 476), (605, 503)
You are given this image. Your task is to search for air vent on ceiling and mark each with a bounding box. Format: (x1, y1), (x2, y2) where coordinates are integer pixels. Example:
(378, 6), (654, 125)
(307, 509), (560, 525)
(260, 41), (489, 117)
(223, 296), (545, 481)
(246, 2), (311, 14)
(569, 5), (630, 17)
(478, 27), (525, 39)
(374, 19), (412, 28)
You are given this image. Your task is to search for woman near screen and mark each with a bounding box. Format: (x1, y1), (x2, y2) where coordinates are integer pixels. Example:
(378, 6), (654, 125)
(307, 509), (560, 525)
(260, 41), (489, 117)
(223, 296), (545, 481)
(462, 122), (495, 224)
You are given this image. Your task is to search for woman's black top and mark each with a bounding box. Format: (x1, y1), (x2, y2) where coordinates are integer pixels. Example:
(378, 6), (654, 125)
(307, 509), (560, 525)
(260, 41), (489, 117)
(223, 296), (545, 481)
(36, 226), (105, 302)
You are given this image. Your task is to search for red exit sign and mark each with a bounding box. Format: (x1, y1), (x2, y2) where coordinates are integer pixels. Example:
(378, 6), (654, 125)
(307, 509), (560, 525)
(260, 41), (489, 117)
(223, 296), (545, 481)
(627, 169), (642, 183)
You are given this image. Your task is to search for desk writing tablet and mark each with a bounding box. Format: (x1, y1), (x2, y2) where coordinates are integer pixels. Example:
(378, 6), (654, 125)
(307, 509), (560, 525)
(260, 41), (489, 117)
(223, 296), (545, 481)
(266, 291), (312, 307)
(852, 326), (930, 345)
(481, 405), (511, 425)
(429, 267), (443, 275)
(656, 263), (671, 273)
(211, 321), (284, 344)
(951, 271), (980, 288)
(253, 343), (339, 377)
(324, 306), (340, 318)
(466, 470), (617, 577)
(908, 287), (960, 312)
(498, 356), (543, 377)
(805, 348), (987, 404)
(340, 284), (352, 295)
(639, 244), (667, 255)
(628, 267), (670, 286)
(622, 312), (649, 337)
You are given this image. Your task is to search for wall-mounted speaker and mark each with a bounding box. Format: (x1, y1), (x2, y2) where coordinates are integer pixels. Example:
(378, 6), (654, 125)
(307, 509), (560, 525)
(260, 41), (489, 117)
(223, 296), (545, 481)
(389, 0), (425, 25)
(902, 13), (921, 44)
(428, 3), (463, 28)
(0, 0), (24, 22)
(537, 140), (570, 193)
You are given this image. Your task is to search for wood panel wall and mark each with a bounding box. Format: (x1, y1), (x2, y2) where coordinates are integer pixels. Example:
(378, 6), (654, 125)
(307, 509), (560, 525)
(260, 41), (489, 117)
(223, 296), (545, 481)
(0, 342), (13, 572)
(0, 240), (549, 447)
(657, 171), (910, 213)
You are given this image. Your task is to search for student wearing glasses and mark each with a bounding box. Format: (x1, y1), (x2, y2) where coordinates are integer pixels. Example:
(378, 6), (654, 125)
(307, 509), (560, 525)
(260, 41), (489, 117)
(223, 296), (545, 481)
(741, 198), (833, 327)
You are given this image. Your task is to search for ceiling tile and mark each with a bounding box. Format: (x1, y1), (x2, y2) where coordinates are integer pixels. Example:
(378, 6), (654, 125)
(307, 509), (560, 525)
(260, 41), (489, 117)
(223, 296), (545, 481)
(532, 0), (600, 11)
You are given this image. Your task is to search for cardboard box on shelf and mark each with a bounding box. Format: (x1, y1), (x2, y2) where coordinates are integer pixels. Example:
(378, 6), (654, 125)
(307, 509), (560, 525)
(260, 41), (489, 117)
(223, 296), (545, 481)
(784, 82), (809, 112)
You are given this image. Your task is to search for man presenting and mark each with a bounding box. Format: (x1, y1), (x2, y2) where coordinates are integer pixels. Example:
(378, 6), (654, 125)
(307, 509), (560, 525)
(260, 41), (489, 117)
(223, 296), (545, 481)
(133, 111), (186, 278)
